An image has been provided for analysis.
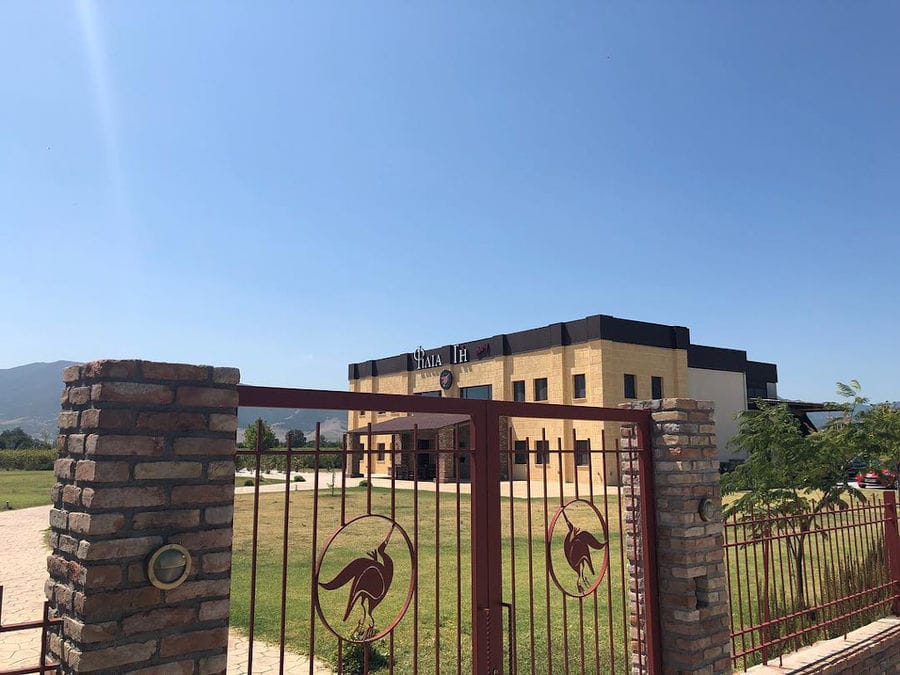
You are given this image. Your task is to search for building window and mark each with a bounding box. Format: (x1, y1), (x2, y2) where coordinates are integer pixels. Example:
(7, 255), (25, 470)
(651, 376), (663, 400)
(460, 384), (492, 400)
(747, 383), (768, 400)
(514, 440), (528, 465)
(624, 374), (636, 399)
(416, 390), (441, 397)
(534, 378), (548, 401)
(360, 411), (366, 416)
(575, 439), (590, 466)
(573, 374), (586, 399)
(513, 380), (526, 402)
(376, 442), (386, 461)
(535, 439), (550, 465)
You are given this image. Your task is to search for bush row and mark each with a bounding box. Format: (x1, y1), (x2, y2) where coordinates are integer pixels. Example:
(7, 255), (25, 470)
(0, 448), (57, 471)
(235, 452), (343, 472)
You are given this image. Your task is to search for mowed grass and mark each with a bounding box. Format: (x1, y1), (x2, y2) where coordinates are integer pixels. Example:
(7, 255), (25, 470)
(231, 486), (632, 673)
(0, 470), (54, 509)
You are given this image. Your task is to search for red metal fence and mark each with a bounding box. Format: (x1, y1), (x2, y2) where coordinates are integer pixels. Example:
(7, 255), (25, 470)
(725, 491), (900, 671)
(233, 385), (660, 674)
(0, 588), (60, 675)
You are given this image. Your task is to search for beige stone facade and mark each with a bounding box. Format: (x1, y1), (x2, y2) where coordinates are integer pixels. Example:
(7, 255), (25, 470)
(347, 314), (777, 484)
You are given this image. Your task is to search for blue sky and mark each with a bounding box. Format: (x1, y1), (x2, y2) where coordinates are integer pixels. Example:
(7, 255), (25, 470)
(1, 2), (898, 403)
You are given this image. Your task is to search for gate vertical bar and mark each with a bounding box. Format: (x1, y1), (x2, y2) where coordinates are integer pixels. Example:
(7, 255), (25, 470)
(884, 492), (900, 615)
(470, 404), (503, 674)
(636, 417), (662, 674)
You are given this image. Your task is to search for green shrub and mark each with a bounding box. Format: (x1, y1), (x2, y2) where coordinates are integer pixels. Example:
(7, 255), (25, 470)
(358, 479), (368, 487)
(293, 475), (305, 482)
(0, 448), (56, 471)
(335, 641), (388, 673)
(243, 478), (255, 486)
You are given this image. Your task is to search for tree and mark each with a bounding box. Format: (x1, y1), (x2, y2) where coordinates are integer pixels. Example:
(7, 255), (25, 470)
(243, 419), (278, 451)
(0, 427), (50, 450)
(286, 429), (307, 447)
(722, 382), (877, 608)
(851, 390), (900, 489)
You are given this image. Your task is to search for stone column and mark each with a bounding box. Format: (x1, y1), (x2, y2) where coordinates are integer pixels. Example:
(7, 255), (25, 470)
(343, 433), (362, 477)
(436, 426), (456, 483)
(621, 398), (730, 675)
(498, 417), (510, 481)
(47, 360), (239, 673)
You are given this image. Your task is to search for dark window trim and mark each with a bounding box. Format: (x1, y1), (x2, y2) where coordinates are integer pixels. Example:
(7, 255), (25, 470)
(535, 439), (550, 464)
(624, 373), (636, 399)
(573, 373), (586, 399)
(575, 439), (590, 466)
(534, 378), (548, 402)
(651, 375), (663, 400)
(513, 380), (526, 402)
(513, 440), (528, 465)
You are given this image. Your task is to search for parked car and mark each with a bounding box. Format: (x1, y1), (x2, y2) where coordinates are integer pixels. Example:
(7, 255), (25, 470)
(855, 467), (898, 489)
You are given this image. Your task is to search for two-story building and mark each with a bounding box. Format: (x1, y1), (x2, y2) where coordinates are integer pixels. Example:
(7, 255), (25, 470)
(346, 313), (777, 485)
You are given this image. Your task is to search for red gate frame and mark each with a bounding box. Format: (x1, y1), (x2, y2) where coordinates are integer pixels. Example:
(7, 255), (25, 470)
(238, 385), (662, 674)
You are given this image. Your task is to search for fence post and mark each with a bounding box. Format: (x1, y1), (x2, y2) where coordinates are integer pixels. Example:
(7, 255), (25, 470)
(622, 398), (731, 674)
(885, 491), (900, 616)
(46, 360), (239, 673)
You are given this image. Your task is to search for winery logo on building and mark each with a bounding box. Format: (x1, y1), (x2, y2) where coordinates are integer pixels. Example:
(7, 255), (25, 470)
(413, 344), (470, 370)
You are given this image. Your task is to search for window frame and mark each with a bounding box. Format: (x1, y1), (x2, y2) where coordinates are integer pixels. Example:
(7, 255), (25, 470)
(513, 439), (528, 465)
(573, 373), (586, 399)
(376, 442), (386, 461)
(575, 439), (590, 466)
(512, 380), (526, 402)
(651, 376), (663, 400)
(624, 373), (637, 399)
(535, 439), (550, 464)
(534, 378), (548, 402)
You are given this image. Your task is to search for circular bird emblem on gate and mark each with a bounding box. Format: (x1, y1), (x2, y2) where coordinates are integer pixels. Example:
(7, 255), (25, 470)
(547, 499), (610, 597)
(314, 515), (415, 643)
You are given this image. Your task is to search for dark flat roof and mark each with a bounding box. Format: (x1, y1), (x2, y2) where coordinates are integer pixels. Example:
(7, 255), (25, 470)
(349, 413), (470, 435)
(348, 313), (777, 383)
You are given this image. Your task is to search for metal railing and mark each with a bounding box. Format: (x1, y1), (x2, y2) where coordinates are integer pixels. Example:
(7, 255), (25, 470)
(233, 384), (660, 674)
(0, 588), (61, 675)
(725, 491), (900, 671)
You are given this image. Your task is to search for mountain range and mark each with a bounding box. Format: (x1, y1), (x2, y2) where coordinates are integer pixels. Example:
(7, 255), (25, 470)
(0, 362), (347, 442)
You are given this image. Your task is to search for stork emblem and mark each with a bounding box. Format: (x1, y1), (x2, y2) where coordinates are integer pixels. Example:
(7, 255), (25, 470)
(315, 515), (415, 643)
(547, 499), (610, 597)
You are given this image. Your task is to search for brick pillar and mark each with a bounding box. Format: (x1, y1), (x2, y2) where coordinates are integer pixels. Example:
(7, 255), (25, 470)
(47, 360), (239, 673)
(436, 426), (455, 483)
(621, 398), (730, 675)
(344, 433), (362, 477)
(498, 417), (510, 481)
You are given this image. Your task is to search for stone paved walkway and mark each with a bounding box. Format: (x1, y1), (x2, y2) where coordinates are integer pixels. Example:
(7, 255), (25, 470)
(0, 505), (332, 673)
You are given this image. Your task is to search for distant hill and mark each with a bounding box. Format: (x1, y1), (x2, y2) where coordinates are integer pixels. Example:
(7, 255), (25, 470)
(0, 361), (78, 440)
(0, 361), (347, 443)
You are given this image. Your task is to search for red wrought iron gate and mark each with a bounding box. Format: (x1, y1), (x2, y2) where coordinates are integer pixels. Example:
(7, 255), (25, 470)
(234, 386), (660, 674)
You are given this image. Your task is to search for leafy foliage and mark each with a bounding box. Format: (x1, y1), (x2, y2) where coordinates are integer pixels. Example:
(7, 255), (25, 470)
(0, 427), (51, 450)
(723, 380), (899, 607)
(243, 418), (278, 452)
(0, 448), (56, 470)
(287, 429), (307, 447)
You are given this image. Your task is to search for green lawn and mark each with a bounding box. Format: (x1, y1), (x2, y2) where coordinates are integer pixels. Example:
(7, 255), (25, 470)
(231, 486), (631, 674)
(0, 470), (54, 509)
